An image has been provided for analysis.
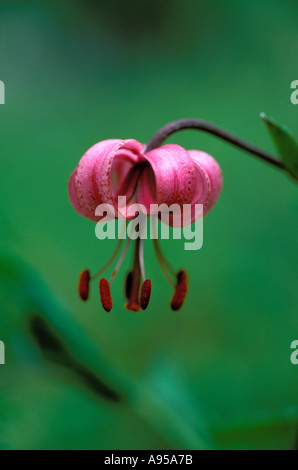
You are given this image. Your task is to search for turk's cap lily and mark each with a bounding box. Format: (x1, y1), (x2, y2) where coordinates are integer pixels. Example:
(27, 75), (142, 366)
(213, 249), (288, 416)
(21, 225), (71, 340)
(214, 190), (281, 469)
(68, 139), (222, 225)
(69, 138), (222, 312)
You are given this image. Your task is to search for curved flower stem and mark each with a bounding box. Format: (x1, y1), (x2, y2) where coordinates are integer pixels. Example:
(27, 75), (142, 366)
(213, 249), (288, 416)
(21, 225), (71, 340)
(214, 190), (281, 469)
(145, 118), (285, 171)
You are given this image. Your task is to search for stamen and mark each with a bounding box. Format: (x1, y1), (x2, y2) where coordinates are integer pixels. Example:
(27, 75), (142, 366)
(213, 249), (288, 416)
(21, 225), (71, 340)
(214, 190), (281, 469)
(153, 239), (176, 277)
(152, 220), (176, 276)
(90, 222), (127, 281)
(99, 278), (113, 312)
(109, 237), (131, 284)
(153, 239), (176, 287)
(170, 270), (188, 311)
(78, 269), (90, 301)
(140, 279), (152, 310)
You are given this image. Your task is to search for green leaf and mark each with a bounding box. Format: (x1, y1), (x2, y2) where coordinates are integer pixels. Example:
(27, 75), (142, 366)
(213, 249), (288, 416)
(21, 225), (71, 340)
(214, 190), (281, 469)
(261, 113), (298, 180)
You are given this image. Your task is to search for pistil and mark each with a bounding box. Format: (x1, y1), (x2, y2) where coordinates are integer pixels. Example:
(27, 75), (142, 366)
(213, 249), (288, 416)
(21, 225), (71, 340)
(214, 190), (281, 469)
(126, 238), (142, 312)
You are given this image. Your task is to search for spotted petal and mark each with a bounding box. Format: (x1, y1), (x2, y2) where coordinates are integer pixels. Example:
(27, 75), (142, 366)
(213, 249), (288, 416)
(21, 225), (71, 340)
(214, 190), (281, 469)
(137, 144), (197, 226)
(189, 150), (223, 220)
(68, 139), (145, 221)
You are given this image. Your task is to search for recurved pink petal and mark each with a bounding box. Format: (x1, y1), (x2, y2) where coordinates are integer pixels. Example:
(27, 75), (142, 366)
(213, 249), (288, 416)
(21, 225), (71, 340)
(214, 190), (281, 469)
(73, 139), (121, 221)
(94, 139), (145, 219)
(69, 139), (145, 221)
(189, 150), (223, 218)
(137, 144), (197, 223)
(68, 168), (88, 218)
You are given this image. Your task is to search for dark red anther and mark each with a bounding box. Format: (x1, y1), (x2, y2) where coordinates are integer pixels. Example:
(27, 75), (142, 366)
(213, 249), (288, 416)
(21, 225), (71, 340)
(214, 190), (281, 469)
(78, 269), (90, 301)
(170, 270), (188, 311)
(140, 279), (152, 310)
(99, 278), (113, 312)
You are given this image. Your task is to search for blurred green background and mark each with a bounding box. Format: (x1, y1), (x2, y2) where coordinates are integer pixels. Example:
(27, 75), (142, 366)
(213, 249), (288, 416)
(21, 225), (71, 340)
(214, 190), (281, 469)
(0, 0), (297, 450)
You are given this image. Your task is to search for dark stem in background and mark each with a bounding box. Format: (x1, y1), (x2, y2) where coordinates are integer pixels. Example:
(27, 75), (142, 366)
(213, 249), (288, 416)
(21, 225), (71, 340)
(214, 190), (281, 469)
(145, 118), (285, 170)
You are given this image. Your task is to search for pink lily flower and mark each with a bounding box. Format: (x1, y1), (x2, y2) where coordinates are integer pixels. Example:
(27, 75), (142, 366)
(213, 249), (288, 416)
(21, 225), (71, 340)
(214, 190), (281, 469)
(68, 139), (222, 312)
